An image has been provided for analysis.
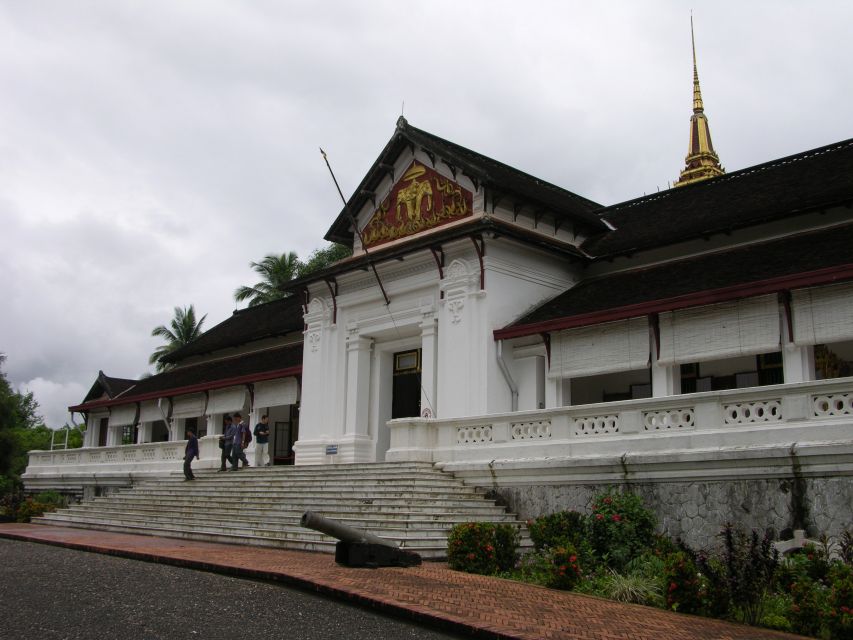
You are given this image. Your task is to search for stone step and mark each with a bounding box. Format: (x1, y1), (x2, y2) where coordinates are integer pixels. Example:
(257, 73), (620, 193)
(33, 461), (529, 558)
(37, 512), (462, 541)
(96, 496), (507, 513)
(61, 505), (520, 529)
(33, 516), (455, 558)
(135, 473), (466, 486)
(59, 505), (526, 531)
(123, 488), (488, 501)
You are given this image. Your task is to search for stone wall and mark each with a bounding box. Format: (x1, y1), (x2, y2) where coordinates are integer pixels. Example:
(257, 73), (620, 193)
(494, 476), (853, 551)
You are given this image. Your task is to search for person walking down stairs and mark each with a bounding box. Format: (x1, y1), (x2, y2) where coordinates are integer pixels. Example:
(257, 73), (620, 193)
(218, 415), (234, 472)
(229, 412), (250, 471)
(254, 414), (271, 467)
(183, 429), (199, 481)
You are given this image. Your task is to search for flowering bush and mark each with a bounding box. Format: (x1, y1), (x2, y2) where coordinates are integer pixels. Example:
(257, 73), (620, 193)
(546, 544), (583, 590)
(789, 577), (826, 637)
(447, 522), (520, 575)
(494, 523), (521, 572)
(527, 510), (587, 551)
(589, 489), (656, 570)
(825, 563), (853, 640)
(663, 551), (702, 613)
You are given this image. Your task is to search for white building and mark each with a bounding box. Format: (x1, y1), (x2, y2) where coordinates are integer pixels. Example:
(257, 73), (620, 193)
(25, 77), (853, 546)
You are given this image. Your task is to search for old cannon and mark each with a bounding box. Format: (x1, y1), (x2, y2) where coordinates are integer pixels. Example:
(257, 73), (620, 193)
(300, 511), (422, 568)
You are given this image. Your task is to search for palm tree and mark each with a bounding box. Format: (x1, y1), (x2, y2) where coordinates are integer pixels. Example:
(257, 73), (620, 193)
(234, 252), (300, 307)
(149, 305), (207, 373)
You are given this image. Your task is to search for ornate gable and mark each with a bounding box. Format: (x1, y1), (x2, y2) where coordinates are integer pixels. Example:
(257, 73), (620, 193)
(360, 161), (473, 249)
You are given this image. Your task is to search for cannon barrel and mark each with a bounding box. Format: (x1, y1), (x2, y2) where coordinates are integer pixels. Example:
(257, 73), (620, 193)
(300, 511), (398, 548)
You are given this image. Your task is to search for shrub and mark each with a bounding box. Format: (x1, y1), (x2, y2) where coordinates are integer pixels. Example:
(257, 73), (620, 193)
(546, 544), (583, 590)
(493, 524), (521, 572)
(826, 563), (853, 640)
(598, 568), (662, 606)
(15, 498), (58, 522)
(447, 522), (498, 575)
(789, 577), (827, 637)
(720, 524), (779, 626)
(446, 522), (520, 575)
(663, 551), (702, 614)
(759, 593), (794, 632)
(589, 488), (656, 570)
(839, 530), (853, 567)
(527, 510), (587, 551)
(33, 491), (66, 507)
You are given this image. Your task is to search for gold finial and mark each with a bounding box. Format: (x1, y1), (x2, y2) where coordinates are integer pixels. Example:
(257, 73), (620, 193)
(675, 14), (725, 187)
(691, 14), (704, 113)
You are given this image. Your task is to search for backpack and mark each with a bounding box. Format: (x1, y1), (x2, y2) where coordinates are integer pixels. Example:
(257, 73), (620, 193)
(242, 423), (252, 446)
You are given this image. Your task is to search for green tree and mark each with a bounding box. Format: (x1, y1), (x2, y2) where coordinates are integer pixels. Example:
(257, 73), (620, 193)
(234, 251), (300, 307)
(0, 354), (46, 493)
(148, 305), (207, 372)
(296, 243), (352, 277)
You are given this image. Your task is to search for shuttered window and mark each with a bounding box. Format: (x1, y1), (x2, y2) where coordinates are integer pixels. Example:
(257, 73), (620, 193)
(207, 386), (247, 415)
(657, 294), (780, 365)
(792, 282), (853, 345)
(549, 317), (649, 379)
(254, 378), (299, 408)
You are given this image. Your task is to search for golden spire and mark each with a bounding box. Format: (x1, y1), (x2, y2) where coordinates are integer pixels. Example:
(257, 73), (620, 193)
(675, 15), (725, 187)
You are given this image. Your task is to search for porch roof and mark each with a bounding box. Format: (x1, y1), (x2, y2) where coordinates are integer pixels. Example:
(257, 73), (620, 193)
(161, 295), (304, 365)
(70, 344), (303, 412)
(496, 222), (853, 340)
(583, 138), (853, 258)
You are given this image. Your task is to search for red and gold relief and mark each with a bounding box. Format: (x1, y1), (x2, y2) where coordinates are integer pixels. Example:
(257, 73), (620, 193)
(360, 162), (473, 249)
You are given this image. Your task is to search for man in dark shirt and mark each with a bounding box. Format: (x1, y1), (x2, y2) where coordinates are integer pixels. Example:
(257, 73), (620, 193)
(254, 414), (271, 467)
(183, 429), (199, 481)
(218, 414), (234, 472)
(229, 412), (250, 471)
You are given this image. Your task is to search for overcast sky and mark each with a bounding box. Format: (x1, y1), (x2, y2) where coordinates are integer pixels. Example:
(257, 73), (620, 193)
(1, 1), (851, 428)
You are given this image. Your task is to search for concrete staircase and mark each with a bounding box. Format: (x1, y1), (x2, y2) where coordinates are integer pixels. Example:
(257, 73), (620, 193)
(33, 462), (528, 559)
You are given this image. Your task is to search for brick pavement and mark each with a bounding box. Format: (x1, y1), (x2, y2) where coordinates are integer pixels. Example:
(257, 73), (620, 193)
(0, 523), (806, 640)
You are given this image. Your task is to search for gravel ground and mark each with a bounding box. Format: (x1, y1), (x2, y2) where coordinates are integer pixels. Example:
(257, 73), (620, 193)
(0, 539), (464, 640)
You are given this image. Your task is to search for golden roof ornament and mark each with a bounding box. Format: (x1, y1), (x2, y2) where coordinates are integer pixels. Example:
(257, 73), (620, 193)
(675, 16), (725, 187)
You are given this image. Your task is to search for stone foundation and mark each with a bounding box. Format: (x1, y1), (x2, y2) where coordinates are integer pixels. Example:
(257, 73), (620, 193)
(493, 476), (853, 550)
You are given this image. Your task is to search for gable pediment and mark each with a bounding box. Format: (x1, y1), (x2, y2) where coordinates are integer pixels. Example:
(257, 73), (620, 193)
(359, 161), (473, 249)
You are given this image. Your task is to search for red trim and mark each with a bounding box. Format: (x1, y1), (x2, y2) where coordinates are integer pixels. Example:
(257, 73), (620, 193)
(69, 365), (303, 413)
(540, 332), (551, 367)
(494, 263), (853, 340)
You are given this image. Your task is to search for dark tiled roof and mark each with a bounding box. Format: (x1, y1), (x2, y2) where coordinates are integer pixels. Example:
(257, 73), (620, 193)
(71, 344), (303, 411)
(162, 295), (304, 364)
(584, 138), (853, 257)
(502, 223), (853, 334)
(325, 117), (607, 244)
(81, 371), (137, 404)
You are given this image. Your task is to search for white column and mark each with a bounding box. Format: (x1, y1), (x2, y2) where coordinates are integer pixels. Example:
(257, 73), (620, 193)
(207, 413), (222, 436)
(783, 344), (815, 383)
(650, 324), (680, 397)
(137, 422), (152, 444)
(344, 333), (373, 437)
(420, 309), (438, 417)
(545, 376), (568, 408)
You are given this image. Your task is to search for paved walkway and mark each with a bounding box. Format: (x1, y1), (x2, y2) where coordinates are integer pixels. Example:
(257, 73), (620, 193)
(0, 524), (806, 640)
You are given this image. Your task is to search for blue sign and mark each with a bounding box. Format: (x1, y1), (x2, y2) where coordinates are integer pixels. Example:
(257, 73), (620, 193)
(325, 444), (338, 455)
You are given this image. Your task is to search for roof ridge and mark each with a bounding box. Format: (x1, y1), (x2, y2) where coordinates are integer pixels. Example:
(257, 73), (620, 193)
(401, 120), (603, 209)
(600, 137), (853, 215)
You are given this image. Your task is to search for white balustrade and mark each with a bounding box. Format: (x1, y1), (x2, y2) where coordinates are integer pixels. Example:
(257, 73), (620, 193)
(723, 400), (782, 424)
(813, 392), (853, 417)
(573, 415), (619, 437)
(643, 408), (694, 431)
(511, 420), (552, 440)
(457, 424), (493, 444)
